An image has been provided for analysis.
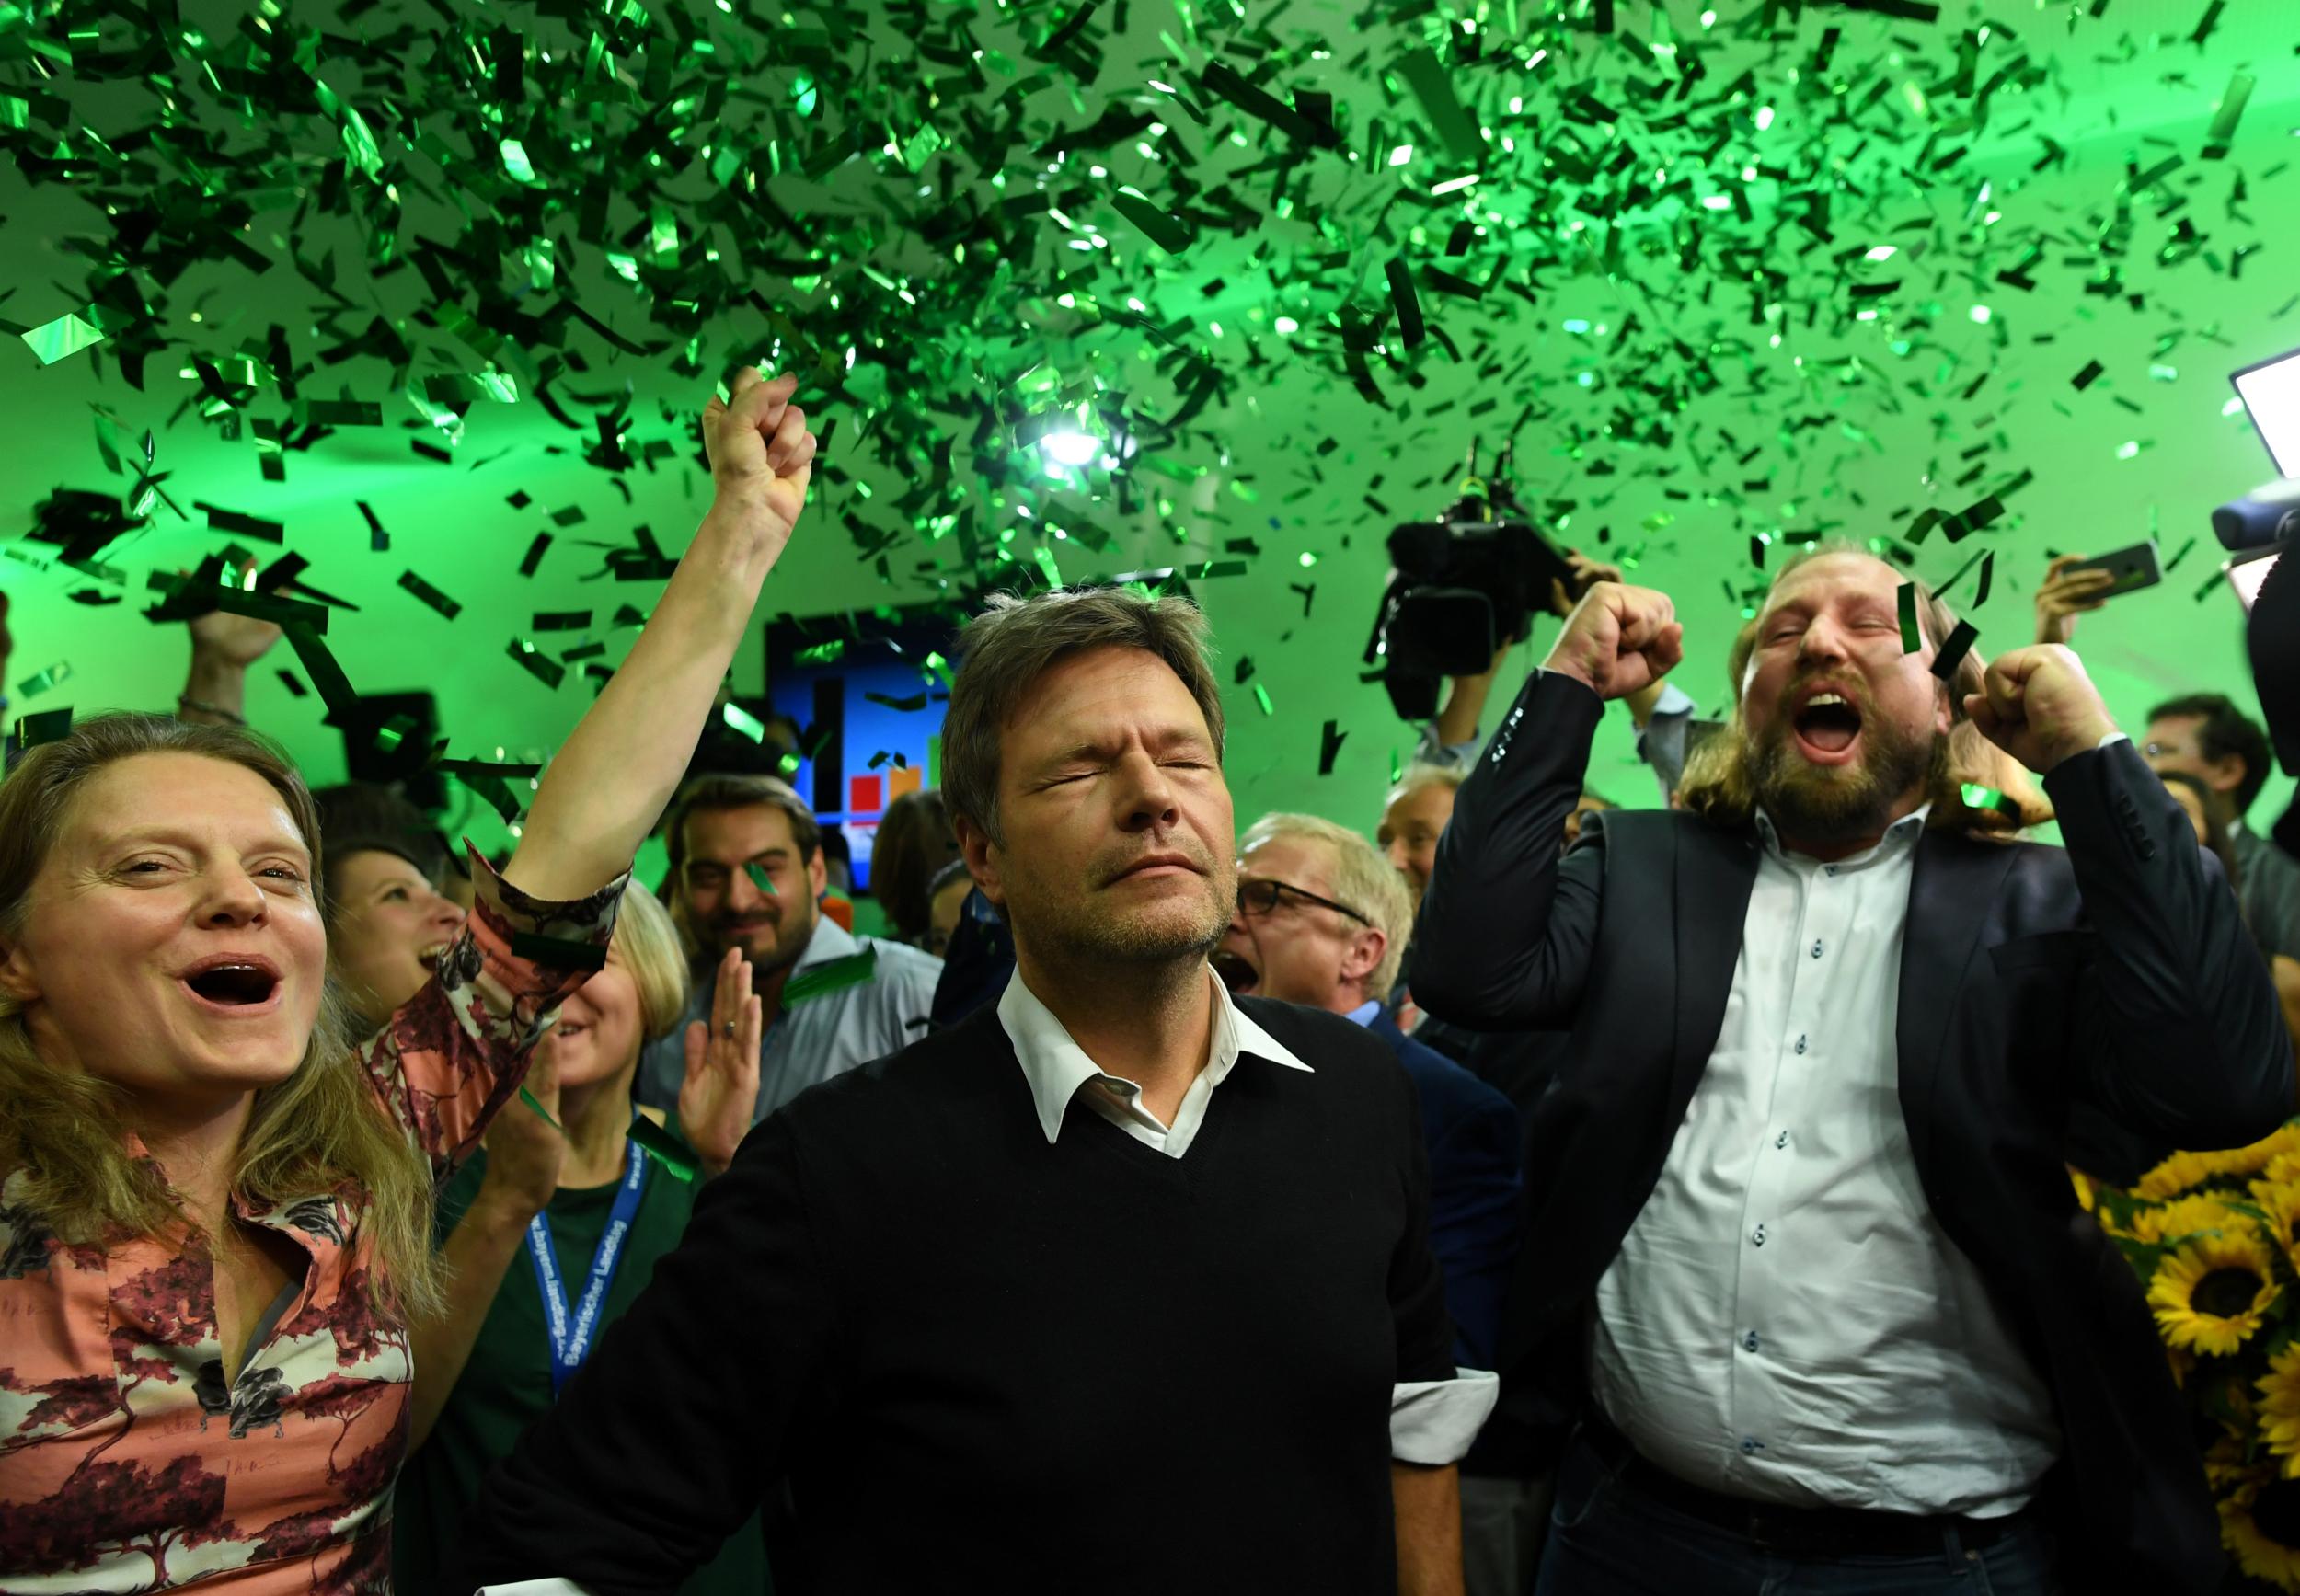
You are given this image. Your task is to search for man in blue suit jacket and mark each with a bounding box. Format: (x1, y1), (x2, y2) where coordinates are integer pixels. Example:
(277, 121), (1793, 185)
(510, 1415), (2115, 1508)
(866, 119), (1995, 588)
(1216, 810), (1522, 1368)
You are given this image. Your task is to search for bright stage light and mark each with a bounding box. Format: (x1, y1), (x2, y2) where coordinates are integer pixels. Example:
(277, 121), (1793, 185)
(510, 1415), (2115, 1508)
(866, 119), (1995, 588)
(1037, 431), (1102, 467)
(2232, 348), (2300, 478)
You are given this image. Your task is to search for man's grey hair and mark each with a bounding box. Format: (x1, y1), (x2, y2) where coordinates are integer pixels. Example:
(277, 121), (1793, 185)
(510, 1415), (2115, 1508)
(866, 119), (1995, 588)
(942, 587), (1226, 845)
(1238, 811), (1415, 1001)
(1385, 761), (1466, 811)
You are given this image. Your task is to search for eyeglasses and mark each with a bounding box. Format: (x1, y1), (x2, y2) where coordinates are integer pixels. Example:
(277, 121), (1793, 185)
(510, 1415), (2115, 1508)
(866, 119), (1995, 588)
(1236, 878), (1371, 925)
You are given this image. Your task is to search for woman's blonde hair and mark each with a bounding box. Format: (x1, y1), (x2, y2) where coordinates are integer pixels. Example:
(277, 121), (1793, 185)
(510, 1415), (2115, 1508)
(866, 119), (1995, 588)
(611, 880), (692, 1045)
(1675, 545), (2050, 839)
(0, 713), (443, 1317)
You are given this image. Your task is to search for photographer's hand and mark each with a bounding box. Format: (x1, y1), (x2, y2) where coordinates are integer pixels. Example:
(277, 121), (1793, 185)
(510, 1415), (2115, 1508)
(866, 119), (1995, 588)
(2034, 554), (2117, 647)
(1543, 582), (1682, 703)
(1434, 637), (1514, 748)
(1548, 549), (1626, 619)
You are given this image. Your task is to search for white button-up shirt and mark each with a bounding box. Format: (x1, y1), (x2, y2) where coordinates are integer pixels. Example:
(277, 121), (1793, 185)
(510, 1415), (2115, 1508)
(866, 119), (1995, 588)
(1588, 806), (2061, 1518)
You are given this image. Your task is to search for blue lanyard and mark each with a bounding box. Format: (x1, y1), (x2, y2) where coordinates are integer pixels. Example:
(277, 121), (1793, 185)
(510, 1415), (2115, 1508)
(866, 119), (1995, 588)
(524, 1132), (649, 1398)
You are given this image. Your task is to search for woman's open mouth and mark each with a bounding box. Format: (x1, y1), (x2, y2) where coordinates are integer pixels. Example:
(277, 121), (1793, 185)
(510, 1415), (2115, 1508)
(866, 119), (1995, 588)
(415, 943), (452, 971)
(178, 957), (283, 1016)
(1791, 692), (1864, 766)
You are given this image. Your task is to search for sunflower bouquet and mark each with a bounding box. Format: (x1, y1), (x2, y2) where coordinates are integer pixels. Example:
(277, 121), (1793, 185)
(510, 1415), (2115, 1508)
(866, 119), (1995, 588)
(2085, 1123), (2300, 1590)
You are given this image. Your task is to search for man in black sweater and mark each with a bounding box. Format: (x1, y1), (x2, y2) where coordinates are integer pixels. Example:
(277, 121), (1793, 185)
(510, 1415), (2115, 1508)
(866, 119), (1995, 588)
(460, 587), (1497, 1596)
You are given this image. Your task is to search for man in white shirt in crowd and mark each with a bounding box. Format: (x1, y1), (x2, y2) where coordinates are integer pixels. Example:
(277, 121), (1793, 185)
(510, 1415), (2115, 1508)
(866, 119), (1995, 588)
(1410, 545), (2291, 1596)
(636, 773), (942, 1122)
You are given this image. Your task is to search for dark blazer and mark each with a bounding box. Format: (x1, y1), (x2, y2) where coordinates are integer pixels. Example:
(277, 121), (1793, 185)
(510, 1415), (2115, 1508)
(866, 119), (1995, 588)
(1366, 1009), (1523, 1369)
(1409, 671), (2294, 1596)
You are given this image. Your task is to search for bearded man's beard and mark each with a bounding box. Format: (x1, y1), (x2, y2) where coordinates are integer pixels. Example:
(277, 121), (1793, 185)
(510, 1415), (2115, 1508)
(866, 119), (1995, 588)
(1749, 713), (1945, 846)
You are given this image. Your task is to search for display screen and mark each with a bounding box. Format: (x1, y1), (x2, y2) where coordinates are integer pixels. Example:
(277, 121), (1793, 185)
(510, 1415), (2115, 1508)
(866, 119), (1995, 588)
(762, 603), (967, 891)
(2233, 350), (2300, 479)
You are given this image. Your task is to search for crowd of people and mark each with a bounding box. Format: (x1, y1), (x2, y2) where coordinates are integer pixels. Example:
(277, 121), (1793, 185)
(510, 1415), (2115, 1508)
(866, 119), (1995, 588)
(2, 365), (2298, 1596)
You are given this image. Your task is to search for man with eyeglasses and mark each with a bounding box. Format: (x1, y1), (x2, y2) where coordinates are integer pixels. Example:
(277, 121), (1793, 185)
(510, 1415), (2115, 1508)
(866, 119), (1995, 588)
(1216, 811), (1522, 1372)
(1219, 812), (1529, 1596)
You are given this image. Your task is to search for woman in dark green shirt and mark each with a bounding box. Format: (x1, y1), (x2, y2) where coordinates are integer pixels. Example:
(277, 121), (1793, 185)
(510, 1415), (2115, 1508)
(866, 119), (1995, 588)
(393, 880), (769, 1594)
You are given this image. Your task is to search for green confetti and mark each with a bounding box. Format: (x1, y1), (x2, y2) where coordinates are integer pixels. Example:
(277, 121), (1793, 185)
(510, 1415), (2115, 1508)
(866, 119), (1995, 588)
(433, 757), (540, 825)
(794, 639), (846, 667)
(20, 309), (104, 365)
(627, 1114), (699, 1182)
(2203, 71), (2254, 159)
(782, 946), (878, 1006)
(518, 1085), (563, 1131)
(721, 701), (767, 743)
(1929, 620), (1980, 681)
(1109, 188), (1193, 254)
(15, 660), (71, 699)
(398, 570), (464, 621)
(745, 860), (778, 896)
(507, 638), (568, 690)
(1393, 49), (1483, 164)
(1253, 683), (1274, 717)
(1961, 783), (2020, 817)
(16, 707), (73, 748)
(282, 623), (360, 720)
(1897, 582), (1921, 654)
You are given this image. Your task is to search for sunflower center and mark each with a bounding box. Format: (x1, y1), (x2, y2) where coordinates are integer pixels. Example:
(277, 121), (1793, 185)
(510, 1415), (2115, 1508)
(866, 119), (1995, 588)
(2255, 1479), (2300, 1546)
(2193, 1267), (2266, 1317)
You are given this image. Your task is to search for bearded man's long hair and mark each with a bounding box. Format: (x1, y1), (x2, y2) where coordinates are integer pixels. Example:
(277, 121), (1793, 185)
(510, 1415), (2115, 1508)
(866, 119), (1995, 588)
(1675, 546), (2051, 841)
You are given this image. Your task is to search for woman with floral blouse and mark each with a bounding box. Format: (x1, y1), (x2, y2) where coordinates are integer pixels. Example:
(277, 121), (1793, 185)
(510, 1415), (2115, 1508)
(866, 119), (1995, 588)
(0, 368), (817, 1592)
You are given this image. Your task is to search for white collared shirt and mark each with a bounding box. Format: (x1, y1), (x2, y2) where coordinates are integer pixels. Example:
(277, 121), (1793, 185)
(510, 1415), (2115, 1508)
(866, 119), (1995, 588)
(1589, 805), (2062, 1517)
(997, 960), (1315, 1157)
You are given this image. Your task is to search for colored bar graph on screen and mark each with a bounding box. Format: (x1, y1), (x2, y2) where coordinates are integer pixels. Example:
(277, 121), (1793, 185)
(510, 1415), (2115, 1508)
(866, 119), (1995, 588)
(889, 764), (922, 799)
(848, 774), (883, 814)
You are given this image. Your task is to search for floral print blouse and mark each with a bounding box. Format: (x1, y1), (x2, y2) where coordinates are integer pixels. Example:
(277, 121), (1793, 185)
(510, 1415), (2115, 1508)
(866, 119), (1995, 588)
(0, 853), (624, 1593)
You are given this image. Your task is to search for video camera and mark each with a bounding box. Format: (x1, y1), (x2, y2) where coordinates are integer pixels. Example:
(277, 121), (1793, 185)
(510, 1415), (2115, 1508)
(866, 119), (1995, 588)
(1363, 443), (1574, 721)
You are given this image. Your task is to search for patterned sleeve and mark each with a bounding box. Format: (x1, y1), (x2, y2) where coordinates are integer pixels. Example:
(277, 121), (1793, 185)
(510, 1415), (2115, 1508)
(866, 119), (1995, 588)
(357, 844), (627, 1178)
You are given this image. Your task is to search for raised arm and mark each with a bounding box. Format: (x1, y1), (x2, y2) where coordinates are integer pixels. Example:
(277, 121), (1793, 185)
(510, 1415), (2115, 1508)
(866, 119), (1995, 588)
(407, 1057), (567, 1452)
(502, 370), (815, 902)
(360, 369), (820, 1169)
(1972, 645), (2294, 1145)
(1409, 583), (1681, 1031)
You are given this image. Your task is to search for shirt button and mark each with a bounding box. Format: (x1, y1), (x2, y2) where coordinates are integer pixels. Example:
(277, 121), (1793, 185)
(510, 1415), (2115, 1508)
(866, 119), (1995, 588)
(1825, 866), (1838, 877)
(1741, 1437), (1764, 1454)
(1752, 1223), (1767, 1246)
(1793, 1035), (1807, 1055)
(1811, 939), (1823, 959)
(1775, 1131), (1789, 1150)
(1743, 1332), (1761, 1352)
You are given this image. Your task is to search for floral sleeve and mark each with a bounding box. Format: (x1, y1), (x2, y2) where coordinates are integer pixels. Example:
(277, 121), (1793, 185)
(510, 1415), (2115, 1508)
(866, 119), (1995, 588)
(356, 844), (626, 1179)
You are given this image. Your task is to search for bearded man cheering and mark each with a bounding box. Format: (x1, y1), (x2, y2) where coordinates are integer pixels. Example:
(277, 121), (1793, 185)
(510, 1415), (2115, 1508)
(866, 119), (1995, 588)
(1409, 545), (2293, 1596)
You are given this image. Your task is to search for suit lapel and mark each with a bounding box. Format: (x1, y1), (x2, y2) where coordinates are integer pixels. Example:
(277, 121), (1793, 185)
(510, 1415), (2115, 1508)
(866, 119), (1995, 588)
(1897, 832), (2019, 1172)
(1672, 821), (1760, 1110)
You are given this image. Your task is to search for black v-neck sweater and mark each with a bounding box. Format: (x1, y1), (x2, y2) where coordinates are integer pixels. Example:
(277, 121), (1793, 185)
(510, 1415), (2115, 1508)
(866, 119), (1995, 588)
(461, 998), (1457, 1596)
